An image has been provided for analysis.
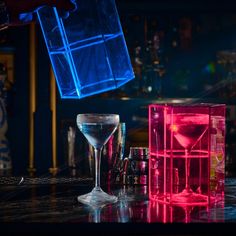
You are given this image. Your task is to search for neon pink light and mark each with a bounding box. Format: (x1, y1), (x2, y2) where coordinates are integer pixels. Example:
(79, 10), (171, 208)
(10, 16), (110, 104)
(149, 104), (225, 207)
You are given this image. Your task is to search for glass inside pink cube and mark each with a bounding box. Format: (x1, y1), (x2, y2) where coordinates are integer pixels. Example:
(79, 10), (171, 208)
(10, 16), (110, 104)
(149, 104), (225, 206)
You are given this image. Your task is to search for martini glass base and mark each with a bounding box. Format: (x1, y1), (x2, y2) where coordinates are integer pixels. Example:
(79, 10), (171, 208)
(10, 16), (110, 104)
(171, 188), (208, 205)
(77, 187), (118, 208)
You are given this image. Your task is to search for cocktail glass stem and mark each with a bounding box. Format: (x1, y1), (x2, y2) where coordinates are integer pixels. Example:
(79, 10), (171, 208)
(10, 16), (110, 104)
(185, 149), (191, 192)
(94, 148), (101, 189)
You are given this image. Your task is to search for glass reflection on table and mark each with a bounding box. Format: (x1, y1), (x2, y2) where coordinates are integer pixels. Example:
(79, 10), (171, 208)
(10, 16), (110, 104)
(147, 200), (224, 223)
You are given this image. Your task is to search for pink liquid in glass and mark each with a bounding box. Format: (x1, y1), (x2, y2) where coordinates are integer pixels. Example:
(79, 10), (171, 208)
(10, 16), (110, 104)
(170, 113), (209, 152)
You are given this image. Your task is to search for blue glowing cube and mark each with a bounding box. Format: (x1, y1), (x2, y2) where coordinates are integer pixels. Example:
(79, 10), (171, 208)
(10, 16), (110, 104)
(37, 0), (134, 99)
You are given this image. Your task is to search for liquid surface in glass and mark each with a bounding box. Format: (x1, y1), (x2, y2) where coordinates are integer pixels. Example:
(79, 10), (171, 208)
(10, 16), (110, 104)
(170, 113), (209, 152)
(79, 123), (117, 149)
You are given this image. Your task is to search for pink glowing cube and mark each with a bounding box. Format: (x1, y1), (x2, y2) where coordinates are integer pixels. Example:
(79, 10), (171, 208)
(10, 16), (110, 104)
(149, 104), (225, 206)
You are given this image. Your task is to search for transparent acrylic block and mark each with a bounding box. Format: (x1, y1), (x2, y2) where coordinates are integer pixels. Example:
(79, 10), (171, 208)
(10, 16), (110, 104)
(149, 104), (225, 206)
(37, 0), (134, 99)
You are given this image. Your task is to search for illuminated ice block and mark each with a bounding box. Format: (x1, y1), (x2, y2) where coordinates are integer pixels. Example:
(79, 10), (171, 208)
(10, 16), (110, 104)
(149, 104), (225, 206)
(37, 0), (134, 99)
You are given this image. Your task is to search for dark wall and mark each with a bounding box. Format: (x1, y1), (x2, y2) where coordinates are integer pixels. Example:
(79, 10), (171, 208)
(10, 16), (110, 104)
(34, 25), (52, 175)
(4, 0), (236, 175)
(6, 24), (52, 176)
(6, 26), (30, 175)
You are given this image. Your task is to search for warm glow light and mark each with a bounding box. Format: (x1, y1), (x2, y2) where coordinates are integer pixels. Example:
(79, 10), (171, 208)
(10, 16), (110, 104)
(170, 124), (178, 132)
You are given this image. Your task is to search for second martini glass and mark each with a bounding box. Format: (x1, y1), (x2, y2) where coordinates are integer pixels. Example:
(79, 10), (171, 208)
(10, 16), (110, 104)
(169, 113), (209, 204)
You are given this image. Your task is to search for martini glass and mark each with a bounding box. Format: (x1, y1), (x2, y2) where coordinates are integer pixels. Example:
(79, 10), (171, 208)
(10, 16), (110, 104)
(169, 113), (209, 204)
(76, 114), (119, 207)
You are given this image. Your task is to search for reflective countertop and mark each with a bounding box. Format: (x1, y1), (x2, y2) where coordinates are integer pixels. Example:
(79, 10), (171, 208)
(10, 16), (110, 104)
(0, 177), (236, 235)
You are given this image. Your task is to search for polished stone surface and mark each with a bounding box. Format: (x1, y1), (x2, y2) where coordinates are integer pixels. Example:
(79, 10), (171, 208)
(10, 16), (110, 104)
(0, 177), (236, 234)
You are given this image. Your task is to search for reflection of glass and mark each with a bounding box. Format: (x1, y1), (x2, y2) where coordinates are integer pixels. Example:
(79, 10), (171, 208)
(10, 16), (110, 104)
(88, 206), (103, 223)
(102, 122), (126, 184)
(76, 114), (119, 207)
(181, 205), (194, 223)
(67, 126), (76, 168)
(169, 113), (208, 203)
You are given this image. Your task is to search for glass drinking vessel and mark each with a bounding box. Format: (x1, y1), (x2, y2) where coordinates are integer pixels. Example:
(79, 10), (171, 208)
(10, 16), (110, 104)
(169, 113), (209, 203)
(76, 113), (119, 207)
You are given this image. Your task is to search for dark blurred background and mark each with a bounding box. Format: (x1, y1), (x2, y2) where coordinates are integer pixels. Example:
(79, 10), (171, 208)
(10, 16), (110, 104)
(1, 0), (236, 177)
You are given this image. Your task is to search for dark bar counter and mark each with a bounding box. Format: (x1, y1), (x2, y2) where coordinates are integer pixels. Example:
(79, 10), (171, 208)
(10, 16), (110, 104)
(0, 177), (236, 235)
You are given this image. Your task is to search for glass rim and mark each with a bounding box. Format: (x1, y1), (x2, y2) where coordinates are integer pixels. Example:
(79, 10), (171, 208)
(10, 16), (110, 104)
(77, 113), (120, 123)
(77, 113), (119, 118)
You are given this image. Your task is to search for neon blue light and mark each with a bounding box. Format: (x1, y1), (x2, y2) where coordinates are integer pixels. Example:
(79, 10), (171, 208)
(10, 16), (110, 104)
(37, 0), (134, 99)
(58, 15), (81, 96)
